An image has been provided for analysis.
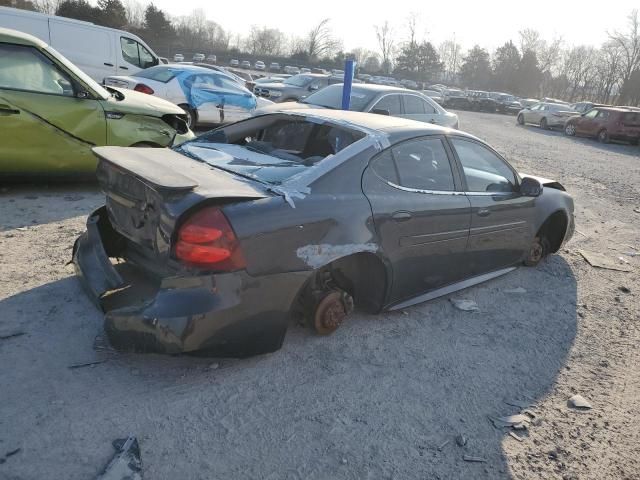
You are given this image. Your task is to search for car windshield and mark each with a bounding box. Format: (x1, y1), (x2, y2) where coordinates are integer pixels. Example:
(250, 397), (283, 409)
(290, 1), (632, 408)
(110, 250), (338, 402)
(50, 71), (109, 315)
(284, 74), (314, 87)
(45, 46), (109, 100)
(301, 85), (376, 111)
(135, 66), (177, 83)
(175, 117), (366, 185)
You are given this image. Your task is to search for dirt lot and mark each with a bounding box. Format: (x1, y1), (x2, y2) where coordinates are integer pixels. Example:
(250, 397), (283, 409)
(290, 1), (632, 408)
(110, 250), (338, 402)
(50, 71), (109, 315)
(1, 111), (639, 480)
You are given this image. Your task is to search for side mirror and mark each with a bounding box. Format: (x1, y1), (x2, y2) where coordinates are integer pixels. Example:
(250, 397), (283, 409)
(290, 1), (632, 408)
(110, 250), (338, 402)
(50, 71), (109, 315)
(372, 108), (390, 116)
(308, 85), (319, 91)
(520, 176), (542, 197)
(76, 90), (90, 99)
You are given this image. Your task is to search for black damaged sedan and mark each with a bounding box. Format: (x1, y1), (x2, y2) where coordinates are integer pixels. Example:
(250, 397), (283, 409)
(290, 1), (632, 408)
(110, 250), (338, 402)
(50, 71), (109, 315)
(73, 109), (574, 357)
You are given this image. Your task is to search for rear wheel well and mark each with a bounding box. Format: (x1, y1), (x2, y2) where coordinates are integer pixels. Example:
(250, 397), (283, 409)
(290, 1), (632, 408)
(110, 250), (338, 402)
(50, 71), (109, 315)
(537, 210), (568, 253)
(294, 252), (388, 316)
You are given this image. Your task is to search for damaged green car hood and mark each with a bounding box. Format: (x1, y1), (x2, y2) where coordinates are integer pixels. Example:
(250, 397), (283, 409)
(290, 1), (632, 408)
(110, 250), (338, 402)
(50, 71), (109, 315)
(102, 87), (185, 117)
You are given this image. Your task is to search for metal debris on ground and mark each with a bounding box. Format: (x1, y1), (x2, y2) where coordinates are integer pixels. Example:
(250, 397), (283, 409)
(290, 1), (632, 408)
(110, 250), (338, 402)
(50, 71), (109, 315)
(437, 439), (450, 451)
(0, 331), (25, 340)
(463, 455), (486, 463)
(578, 250), (633, 272)
(509, 432), (524, 442)
(68, 360), (107, 369)
(490, 414), (531, 430)
(450, 298), (479, 312)
(504, 287), (527, 294)
(96, 436), (142, 480)
(504, 399), (534, 409)
(568, 394), (592, 410)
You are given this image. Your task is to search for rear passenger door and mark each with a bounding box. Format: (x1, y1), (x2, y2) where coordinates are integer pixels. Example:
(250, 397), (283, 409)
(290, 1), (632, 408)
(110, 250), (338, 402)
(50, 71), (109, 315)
(369, 94), (402, 116)
(448, 137), (535, 275)
(362, 136), (471, 304)
(400, 94), (440, 125)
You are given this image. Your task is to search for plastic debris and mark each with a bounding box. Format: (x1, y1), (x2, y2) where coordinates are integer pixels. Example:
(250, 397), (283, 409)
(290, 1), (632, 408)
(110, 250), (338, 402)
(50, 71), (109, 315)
(463, 455), (486, 463)
(96, 436), (142, 480)
(578, 250), (632, 272)
(490, 414), (531, 430)
(509, 432), (524, 442)
(568, 394), (592, 410)
(450, 298), (479, 312)
(455, 434), (467, 447)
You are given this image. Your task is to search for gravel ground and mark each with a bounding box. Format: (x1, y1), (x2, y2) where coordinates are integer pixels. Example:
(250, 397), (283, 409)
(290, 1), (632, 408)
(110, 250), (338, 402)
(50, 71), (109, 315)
(0, 111), (639, 480)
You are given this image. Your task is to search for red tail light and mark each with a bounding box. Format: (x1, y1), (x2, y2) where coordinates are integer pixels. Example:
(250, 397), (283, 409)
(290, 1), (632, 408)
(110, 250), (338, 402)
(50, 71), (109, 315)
(175, 207), (245, 271)
(134, 83), (154, 95)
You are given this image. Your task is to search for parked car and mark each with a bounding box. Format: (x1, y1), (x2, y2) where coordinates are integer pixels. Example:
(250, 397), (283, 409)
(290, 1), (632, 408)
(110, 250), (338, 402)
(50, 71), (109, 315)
(541, 97), (569, 105)
(0, 28), (193, 178)
(422, 89), (444, 105)
(254, 76), (286, 85)
(0, 6), (160, 83)
(284, 65), (300, 74)
(517, 102), (578, 130)
(241, 60), (251, 69)
(467, 91), (499, 112)
(173, 53), (184, 62)
(491, 93), (522, 114)
(300, 67), (311, 74)
(191, 63), (247, 86)
(519, 98), (539, 109)
(254, 84), (459, 129)
(104, 64), (259, 128)
(73, 109), (574, 356)
(193, 53), (205, 62)
(253, 73), (332, 102)
(205, 54), (217, 64)
(357, 73), (372, 82)
(255, 60), (266, 71)
(269, 62), (281, 71)
(230, 59), (239, 67)
(400, 79), (419, 90)
(564, 107), (640, 145)
(570, 101), (609, 114)
(443, 89), (471, 109)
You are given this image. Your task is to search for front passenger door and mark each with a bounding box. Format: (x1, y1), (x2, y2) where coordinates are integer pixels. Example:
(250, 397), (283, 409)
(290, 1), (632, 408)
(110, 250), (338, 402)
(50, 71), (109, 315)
(449, 137), (535, 275)
(362, 136), (471, 304)
(400, 94), (440, 125)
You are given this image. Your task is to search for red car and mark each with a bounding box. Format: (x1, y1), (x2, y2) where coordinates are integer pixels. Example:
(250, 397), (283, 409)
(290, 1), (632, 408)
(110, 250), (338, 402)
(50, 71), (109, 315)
(564, 107), (640, 145)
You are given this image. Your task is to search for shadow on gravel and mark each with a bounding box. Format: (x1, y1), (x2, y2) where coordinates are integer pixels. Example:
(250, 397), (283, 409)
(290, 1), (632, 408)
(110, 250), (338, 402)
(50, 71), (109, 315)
(0, 182), (100, 230)
(0, 256), (577, 480)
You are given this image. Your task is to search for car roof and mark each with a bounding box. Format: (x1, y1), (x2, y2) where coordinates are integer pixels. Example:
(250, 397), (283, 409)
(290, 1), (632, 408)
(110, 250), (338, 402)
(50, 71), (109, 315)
(162, 63), (230, 74)
(0, 27), (48, 48)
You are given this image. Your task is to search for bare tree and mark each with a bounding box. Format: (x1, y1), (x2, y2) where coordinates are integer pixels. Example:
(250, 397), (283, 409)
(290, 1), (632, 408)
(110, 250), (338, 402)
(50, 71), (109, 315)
(305, 18), (339, 59)
(406, 12), (419, 47)
(609, 10), (640, 90)
(34, 0), (61, 14)
(438, 38), (462, 84)
(123, 0), (144, 29)
(375, 21), (395, 74)
(593, 42), (624, 103)
(245, 25), (285, 56)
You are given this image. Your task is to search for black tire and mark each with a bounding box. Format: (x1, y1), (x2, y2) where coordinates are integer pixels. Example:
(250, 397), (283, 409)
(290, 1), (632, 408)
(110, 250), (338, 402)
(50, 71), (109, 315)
(597, 129), (610, 143)
(524, 236), (550, 267)
(178, 104), (196, 128)
(517, 114), (524, 125)
(564, 123), (576, 136)
(540, 117), (548, 130)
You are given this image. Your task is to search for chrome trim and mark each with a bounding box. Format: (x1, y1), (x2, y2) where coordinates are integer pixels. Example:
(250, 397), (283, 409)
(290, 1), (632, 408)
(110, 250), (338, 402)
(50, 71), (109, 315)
(386, 181), (466, 195)
(463, 191), (515, 196)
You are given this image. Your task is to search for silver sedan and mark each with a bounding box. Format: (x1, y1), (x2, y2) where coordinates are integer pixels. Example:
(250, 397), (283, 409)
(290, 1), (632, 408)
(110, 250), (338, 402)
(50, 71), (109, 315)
(253, 84), (459, 129)
(517, 102), (578, 130)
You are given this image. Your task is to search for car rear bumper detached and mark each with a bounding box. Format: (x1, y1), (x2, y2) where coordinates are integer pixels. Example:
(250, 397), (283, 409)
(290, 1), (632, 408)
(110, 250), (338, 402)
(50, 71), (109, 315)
(73, 207), (308, 357)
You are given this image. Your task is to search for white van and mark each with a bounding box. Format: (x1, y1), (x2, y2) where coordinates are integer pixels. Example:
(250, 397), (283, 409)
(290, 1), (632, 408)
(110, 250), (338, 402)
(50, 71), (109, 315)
(0, 6), (160, 82)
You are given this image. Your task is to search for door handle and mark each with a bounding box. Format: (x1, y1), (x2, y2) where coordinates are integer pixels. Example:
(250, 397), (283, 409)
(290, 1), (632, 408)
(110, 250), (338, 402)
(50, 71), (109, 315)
(119, 66), (128, 70)
(104, 62), (114, 67)
(0, 105), (20, 115)
(429, 119), (436, 124)
(392, 211), (412, 222)
(477, 208), (491, 217)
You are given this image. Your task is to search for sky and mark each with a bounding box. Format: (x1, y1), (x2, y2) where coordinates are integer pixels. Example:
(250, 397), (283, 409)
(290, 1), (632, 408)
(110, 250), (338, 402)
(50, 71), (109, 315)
(150, 0), (637, 53)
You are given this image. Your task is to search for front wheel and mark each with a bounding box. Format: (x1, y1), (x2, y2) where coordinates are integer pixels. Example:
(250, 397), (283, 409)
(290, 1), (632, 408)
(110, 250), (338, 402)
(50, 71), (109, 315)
(517, 114), (524, 125)
(540, 117), (548, 130)
(565, 123), (576, 136)
(524, 236), (550, 267)
(597, 129), (610, 143)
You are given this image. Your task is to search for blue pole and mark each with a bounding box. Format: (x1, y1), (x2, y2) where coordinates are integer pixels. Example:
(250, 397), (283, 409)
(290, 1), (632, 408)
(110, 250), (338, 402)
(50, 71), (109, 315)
(341, 59), (355, 110)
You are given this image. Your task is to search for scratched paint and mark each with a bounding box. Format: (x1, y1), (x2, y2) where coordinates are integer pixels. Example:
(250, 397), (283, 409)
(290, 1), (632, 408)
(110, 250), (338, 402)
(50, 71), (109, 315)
(296, 243), (378, 269)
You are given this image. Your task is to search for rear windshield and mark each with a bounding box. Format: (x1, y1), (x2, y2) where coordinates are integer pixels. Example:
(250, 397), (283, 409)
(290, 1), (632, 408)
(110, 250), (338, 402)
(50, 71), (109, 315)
(135, 66), (177, 83)
(176, 117), (366, 185)
(301, 85), (377, 111)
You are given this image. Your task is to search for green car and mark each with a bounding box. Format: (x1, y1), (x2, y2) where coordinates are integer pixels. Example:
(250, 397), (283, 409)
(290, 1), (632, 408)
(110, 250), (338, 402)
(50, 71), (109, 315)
(0, 28), (195, 178)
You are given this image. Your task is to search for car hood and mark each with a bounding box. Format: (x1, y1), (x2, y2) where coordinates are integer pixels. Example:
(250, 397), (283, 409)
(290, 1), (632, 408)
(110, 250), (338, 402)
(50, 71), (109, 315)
(254, 101), (315, 115)
(101, 87), (184, 117)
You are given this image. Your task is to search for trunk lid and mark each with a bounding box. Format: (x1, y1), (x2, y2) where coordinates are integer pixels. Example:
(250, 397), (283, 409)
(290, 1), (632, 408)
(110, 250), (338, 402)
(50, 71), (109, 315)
(93, 146), (269, 261)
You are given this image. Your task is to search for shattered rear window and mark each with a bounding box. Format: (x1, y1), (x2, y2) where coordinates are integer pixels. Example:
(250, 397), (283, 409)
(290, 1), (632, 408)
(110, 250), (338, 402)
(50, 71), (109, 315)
(176, 117), (366, 185)
(135, 66), (177, 83)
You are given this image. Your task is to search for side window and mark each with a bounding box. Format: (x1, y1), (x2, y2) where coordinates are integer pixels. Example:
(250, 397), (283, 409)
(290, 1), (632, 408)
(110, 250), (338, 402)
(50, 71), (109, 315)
(120, 37), (140, 67)
(585, 109), (599, 119)
(392, 138), (455, 191)
(530, 104), (540, 111)
(450, 138), (517, 193)
(596, 111), (609, 119)
(422, 97), (437, 114)
(372, 94), (402, 115)
(370, 149), (399, 184)
(0, 43), (74, 96)
(138, 43), (155, 69)
(404, 95), (425, 114)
